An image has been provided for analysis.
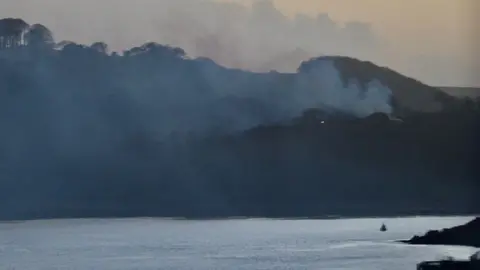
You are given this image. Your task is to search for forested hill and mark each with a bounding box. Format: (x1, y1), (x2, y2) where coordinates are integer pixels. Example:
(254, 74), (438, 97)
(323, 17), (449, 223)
(0, 18), (459, 130)
(0, 18), (478, 220)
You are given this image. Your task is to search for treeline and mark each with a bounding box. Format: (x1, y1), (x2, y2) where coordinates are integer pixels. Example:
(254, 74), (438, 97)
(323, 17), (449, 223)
(0, 18), (479, 220)
(0, 18), (54, 48)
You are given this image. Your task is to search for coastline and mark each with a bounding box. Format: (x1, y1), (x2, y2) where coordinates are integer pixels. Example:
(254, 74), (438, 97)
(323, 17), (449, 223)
(1, 214), (476, 223)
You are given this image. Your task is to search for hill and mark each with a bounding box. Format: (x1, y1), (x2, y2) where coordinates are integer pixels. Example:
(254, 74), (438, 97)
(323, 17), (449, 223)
(0, 18), (478, 220)
(315, 57), (457, 115)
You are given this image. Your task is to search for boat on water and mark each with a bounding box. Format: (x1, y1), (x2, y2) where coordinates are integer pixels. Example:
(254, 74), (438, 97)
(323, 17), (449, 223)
(380, 223), (387, 232)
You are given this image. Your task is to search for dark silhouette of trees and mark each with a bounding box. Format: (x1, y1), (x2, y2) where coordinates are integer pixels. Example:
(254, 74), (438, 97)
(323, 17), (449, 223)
(124, 42), (186, 58)
(0, 20), (54, 49)
(91, 42), (108, 54)
(0, 18), (29, 49)
(55, 40), (75, 50)
(404, 217), (480, 248)
(24, 24), (54, 47)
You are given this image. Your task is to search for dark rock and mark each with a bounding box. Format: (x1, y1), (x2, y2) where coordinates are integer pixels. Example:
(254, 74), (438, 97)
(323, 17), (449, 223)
(403, 218), (480, 248)
(417, 259), (480, 270)
(417, 251), (480, 270)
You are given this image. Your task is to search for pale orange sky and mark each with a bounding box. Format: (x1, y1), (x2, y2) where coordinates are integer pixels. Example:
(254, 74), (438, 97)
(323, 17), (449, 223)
(219, 0), (478, 86)
(224, 0), (477, 55)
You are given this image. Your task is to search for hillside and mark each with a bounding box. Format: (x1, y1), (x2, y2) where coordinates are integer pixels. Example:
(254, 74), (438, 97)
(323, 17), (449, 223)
(314, 57), (457, 115)
(0, 19), (460, 123)
(0, 18), (479, 220)
(439, 87), (480, 98)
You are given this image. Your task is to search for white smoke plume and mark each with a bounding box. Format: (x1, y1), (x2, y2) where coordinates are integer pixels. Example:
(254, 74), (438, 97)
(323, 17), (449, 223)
(0, 0), (382, 72)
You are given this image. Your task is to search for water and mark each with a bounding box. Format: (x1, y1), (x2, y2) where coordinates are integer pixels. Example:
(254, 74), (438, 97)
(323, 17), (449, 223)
(0, 216), (477, 270)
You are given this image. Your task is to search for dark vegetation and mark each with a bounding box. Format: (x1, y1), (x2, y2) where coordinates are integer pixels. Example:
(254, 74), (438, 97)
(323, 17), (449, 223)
(439, 87), (480, 98)
(0, 19), (479, 220)
(410, 218), (480, 270)
(403, 217), (480, 248)
(417, 259), (480, 270)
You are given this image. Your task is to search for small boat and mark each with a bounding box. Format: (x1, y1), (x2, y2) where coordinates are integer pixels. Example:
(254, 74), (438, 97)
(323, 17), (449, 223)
(380, 223), (387, 232)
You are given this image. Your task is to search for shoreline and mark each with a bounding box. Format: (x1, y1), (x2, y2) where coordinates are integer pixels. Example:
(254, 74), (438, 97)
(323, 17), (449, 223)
(1, 214), (477, 223)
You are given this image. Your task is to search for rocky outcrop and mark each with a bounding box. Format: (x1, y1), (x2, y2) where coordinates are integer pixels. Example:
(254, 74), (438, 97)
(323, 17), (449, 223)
(403, 218), (480, 247)
(417, 259), (480, 270)
(417, 251), (480, 270)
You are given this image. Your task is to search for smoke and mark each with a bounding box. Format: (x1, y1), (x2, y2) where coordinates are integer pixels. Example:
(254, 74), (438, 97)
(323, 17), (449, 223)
(0, 0), (382, 73)
(293, 58), (393, 117)
(0, 44), (394, 167)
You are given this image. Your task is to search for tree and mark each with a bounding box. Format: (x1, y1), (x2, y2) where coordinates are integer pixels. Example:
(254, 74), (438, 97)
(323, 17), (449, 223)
(54, 40), (74, 50)
(90, 42), (108, 54)
(0, 18), (29, 48)
(61, 42), (88, 55)
(24, 24), (54, 48)
(124, 42), (186, 58)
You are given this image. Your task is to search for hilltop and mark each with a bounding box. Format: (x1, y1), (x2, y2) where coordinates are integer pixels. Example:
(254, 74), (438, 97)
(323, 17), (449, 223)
(299, 56), (457, 116)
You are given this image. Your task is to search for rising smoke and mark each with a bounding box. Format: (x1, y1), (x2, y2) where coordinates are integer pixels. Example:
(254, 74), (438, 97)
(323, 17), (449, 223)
(0, 0), (383, 72)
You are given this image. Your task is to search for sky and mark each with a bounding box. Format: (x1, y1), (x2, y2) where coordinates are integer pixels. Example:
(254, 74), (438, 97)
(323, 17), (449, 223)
(0, 0), (478, 86)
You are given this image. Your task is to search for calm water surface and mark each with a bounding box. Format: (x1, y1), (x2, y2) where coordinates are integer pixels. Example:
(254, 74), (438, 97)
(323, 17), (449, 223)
(0, 216), (478, 270)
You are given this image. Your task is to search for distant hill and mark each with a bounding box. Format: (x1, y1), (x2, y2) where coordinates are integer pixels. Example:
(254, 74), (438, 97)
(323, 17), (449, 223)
(299, 56), (458, 116)
(438, 87), (480, 98)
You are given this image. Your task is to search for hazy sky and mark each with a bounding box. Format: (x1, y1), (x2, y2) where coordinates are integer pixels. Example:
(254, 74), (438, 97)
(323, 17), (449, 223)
(1, 0), (478, 86)
(227, 0), (479, 86)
